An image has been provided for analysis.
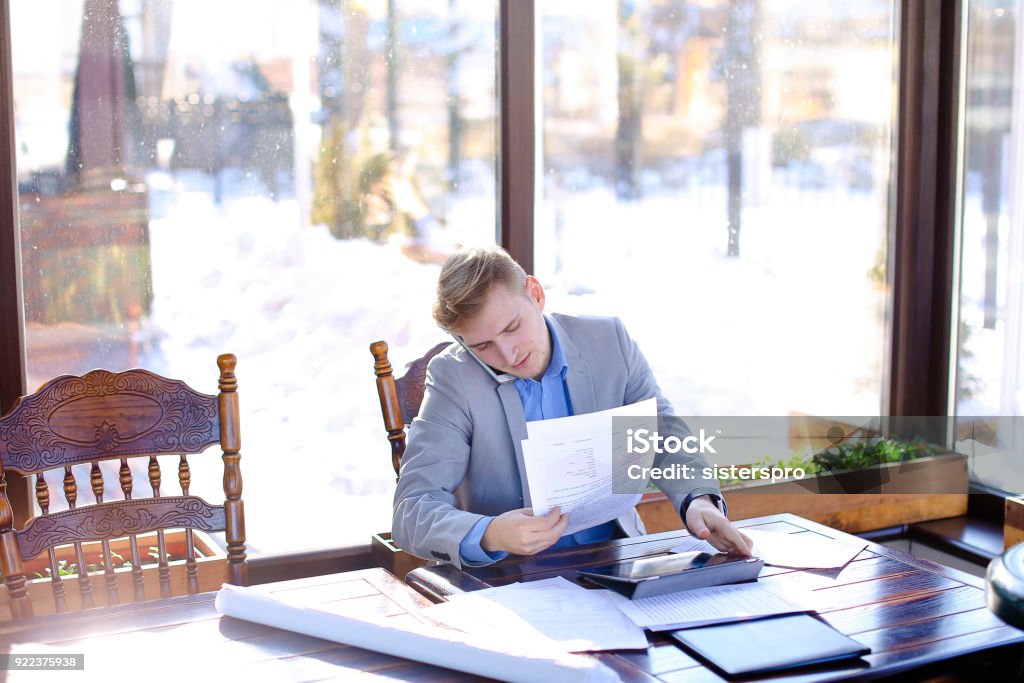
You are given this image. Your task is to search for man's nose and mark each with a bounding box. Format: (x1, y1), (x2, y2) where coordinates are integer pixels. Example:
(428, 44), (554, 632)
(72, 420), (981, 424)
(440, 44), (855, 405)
(498, 340), (518, 366)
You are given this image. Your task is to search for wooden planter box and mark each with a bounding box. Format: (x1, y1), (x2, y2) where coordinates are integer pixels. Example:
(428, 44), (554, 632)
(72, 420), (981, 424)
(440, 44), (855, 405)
(638, 453), (969, 535)
(372, 532), (427, 579)
(0, 530), (227, 618)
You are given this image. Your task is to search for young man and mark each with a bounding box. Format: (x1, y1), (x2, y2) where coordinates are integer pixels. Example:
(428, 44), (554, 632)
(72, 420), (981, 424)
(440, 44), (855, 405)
(392, 246), (751, 568)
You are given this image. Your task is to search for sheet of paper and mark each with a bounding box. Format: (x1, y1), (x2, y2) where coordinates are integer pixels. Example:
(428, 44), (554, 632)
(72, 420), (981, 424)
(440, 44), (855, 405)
(668, 536), (719, 555)
(436, 577), (648, 652)
(523, 397), (657, 535)
(743, 529), (867, 569)
(215, 579), (619, 683)
(603, 581), (810, 631)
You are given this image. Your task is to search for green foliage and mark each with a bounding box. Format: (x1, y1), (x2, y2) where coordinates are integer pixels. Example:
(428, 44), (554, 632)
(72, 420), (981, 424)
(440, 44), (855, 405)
(311, 117), (410, 241)
(811, 436), (939, 473)
(772, 127), (810, 166)
(715, 437), (941, 486)
(21, 547), (181, 582)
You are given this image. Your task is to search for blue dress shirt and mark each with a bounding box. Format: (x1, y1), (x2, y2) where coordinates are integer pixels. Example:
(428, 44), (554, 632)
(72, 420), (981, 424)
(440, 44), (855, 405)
(459, 318), (618, 566)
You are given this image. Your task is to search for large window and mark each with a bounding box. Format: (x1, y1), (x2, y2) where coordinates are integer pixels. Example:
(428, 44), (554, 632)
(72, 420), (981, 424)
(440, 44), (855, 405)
(954, 0), (1023, 494)
(11, 0), (497, 551)
(3, 1), (1016, 558)
(537, 1), (897, 417)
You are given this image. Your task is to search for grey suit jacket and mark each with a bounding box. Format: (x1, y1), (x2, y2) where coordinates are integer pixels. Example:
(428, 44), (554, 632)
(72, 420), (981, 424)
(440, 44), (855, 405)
(391, 313), (719, 568)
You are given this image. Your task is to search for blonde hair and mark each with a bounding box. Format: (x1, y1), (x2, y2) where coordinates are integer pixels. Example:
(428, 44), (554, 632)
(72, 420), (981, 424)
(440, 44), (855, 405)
(433, 246), (527, 331)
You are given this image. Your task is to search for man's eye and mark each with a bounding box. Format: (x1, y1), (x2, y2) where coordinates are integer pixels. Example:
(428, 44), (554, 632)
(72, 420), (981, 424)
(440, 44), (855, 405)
(476, 343), (490, 351)
(507, 324), (520, 333)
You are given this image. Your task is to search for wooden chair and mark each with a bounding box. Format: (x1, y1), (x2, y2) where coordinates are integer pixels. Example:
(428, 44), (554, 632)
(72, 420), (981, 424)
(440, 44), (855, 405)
(370, 340), (450, 575)
(0, 354), (247, 619)
(370, 340), (452, 476)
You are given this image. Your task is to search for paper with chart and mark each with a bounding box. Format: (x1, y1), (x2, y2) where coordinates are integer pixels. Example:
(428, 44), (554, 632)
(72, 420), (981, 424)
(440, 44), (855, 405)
(522, 397), (657, 535)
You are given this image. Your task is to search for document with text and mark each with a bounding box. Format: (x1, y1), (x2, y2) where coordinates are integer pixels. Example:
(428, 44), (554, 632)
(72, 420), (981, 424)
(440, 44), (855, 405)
(522, 397), (657, 535)
(604, 581), (811, 631)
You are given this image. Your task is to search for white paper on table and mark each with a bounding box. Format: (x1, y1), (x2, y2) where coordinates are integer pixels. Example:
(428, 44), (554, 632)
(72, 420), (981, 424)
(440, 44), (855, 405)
(522, 397), (657, 535)
(603, 581), (811, 631)
(668, 536), (719, 555)
(742, 529), (867, 569)
(215, 581), (619, 683)
(434, 577), (648, 652)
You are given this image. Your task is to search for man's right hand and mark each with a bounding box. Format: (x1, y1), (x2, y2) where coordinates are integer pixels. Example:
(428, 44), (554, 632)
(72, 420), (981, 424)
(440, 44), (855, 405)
(481, 507), (569, 555)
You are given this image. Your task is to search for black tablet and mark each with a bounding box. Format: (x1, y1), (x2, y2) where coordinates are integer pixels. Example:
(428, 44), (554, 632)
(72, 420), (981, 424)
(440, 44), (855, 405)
(577, 551), (764, 599)
(670, 613), (870, 678)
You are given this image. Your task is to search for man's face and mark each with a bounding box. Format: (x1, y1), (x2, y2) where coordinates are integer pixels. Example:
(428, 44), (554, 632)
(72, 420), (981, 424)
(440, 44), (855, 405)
(455, 277), (551, 380)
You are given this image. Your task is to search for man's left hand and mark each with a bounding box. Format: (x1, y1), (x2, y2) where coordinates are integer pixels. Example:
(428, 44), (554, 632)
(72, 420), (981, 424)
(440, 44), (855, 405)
(685, 496), (752, 556)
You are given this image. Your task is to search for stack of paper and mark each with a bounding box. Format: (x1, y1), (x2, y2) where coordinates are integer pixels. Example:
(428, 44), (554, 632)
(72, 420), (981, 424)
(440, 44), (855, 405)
(604, 581), (811, 631)
(522, 397), (657, 534)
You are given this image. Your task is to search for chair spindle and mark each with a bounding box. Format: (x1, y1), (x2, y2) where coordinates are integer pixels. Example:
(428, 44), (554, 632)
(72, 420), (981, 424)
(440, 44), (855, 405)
(148, 456), (171, 597)
(179, 455), (198, 594)
(90, 462), (119, 606)
(34, 473), (66, 613)
(64, 466), (94, 609)
(119, 458), (145, 602)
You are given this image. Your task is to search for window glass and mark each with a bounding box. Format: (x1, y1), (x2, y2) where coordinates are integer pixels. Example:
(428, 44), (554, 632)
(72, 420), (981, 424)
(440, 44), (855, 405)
(953, 0), (1022, 493)
(12, 0), (497, 551)
(537, 1), (897, 417)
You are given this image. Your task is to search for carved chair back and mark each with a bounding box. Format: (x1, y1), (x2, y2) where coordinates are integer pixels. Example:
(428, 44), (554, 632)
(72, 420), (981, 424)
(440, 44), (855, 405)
(370, 340), (451, 475)
(0, 354), (247, 619)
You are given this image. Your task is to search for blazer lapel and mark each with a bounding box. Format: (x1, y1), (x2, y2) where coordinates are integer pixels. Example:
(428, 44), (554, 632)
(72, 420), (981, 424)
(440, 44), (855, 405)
(497, 382), (532, 506)
(552, 316), (597, 416)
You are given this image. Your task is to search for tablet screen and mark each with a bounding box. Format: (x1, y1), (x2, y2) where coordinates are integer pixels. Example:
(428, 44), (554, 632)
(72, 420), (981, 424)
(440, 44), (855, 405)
(581, 551), (746, 581)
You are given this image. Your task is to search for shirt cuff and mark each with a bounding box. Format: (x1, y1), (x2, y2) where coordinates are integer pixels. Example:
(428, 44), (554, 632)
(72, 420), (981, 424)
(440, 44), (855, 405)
(459, 516), (510, 567)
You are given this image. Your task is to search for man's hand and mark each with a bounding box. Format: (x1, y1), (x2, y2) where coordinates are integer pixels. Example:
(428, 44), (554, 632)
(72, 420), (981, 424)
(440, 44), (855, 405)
(685, 496), (752, 556)
(482, 507), (569, 555)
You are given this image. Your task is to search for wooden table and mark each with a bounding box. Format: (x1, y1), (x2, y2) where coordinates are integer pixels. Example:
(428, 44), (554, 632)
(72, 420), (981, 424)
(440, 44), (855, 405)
(407, 513), (1024, 682)
(0, 568), (486, 682)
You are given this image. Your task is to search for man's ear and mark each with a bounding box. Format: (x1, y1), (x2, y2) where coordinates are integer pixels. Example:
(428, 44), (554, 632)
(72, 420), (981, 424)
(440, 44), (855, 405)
(524, 275), (545, 312)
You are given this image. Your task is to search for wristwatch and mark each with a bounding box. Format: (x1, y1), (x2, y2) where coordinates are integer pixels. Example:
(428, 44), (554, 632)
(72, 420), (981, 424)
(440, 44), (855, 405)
(680, 488), (728, 536)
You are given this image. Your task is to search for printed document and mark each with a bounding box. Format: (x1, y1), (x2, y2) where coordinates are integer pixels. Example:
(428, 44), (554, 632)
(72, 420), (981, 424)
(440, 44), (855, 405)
(523, 397), (657, 535)
(604, 581), (810, 631)
(426, 577), (648, 652)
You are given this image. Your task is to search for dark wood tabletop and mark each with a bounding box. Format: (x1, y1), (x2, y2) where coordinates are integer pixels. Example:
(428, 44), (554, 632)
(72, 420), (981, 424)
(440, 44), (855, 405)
(0, 568), (487, 682)
(406, 513), (1024, 682)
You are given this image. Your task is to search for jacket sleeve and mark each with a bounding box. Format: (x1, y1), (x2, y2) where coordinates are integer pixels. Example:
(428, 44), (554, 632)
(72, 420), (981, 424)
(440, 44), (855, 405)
(612, 317), (722, 512)
(391, 354), (487, 569)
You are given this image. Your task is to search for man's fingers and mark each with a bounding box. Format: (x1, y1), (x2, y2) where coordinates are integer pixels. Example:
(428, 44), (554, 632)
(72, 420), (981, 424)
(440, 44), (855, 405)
(534, 506), (564, 529)
(688, 513), (711, 540)
(707, 524), (753, 556)
(736, 531), (753, 555)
